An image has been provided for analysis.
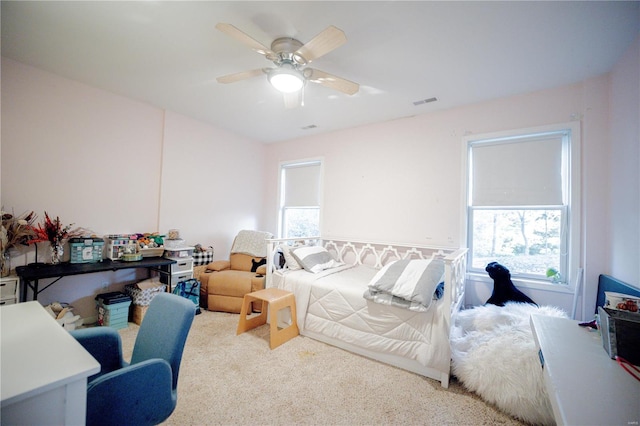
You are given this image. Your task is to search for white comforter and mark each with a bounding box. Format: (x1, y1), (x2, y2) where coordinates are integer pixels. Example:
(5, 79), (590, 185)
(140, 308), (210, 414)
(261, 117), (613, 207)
(273, 265), (450, 371)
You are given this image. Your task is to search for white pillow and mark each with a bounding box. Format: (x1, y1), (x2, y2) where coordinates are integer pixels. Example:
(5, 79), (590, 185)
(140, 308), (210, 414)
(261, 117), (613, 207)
(279, 244), (302, 271)
(291, 245), (343, 273)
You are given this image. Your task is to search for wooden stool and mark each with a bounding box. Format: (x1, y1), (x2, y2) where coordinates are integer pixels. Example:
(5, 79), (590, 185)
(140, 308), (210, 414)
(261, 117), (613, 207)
(236, 288), (299, 349)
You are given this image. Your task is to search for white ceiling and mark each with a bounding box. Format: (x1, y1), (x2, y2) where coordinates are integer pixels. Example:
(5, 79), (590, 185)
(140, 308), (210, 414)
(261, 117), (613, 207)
(2, 1), (638, 143)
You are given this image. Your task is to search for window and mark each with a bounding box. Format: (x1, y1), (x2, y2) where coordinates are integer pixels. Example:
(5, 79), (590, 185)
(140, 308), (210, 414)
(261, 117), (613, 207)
(278, 160), (322, 238)
(465, 123), (580, 285)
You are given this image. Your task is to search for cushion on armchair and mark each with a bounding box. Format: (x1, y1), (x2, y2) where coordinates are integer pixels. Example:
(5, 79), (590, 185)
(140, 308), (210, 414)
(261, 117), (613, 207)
(206, 260), (230, 272)
(230, 253), (264, 272)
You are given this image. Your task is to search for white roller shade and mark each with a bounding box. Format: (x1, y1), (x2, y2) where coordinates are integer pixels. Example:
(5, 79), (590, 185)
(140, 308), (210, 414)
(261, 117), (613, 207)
(471, 134), (564, 206)
(283, 162), (321, 207)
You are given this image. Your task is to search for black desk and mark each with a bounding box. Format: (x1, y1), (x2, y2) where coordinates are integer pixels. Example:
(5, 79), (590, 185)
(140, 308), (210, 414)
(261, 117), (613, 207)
(16, 257), (176, 302)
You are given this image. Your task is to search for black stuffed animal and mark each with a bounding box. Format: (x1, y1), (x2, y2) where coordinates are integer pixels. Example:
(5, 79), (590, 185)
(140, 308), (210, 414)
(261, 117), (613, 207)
(251, 258), (266, 273)
(485, 262), (537, 306)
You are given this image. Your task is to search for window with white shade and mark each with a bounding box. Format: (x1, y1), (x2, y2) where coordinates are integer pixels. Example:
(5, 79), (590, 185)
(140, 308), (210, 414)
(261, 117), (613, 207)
(465, 123), (580, 285)
(279, 160), (322, 238)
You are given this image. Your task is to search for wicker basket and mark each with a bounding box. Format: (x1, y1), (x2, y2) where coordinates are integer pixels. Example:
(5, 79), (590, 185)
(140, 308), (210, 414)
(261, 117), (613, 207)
(139, 247), (165, 257)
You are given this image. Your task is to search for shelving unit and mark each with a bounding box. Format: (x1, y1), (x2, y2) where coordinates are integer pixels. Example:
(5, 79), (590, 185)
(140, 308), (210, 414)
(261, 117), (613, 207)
(0, 276), (20, 306)
(160, 247), (195, 291)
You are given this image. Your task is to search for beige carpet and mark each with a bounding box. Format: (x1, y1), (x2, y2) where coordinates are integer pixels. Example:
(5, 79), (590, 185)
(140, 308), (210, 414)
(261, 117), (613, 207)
(118, 310), (526, 426)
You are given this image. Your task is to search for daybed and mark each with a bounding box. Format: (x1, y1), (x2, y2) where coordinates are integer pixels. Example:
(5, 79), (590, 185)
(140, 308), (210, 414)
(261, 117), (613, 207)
(266, 237), (467, 388)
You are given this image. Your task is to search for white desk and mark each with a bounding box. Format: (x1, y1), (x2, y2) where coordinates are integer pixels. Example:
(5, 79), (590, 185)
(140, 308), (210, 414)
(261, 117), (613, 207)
(1, 302), (100, 425)
(531, 314), (640, 426)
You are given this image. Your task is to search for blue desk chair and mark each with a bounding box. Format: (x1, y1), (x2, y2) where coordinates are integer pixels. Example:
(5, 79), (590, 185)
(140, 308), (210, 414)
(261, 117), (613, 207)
(70, 292), (196, 426)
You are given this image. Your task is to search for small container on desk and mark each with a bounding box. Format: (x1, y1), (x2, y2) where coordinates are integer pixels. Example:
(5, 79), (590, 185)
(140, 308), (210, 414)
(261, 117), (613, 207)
(105, 236), (134, 261)
(69, 238), (104, 264)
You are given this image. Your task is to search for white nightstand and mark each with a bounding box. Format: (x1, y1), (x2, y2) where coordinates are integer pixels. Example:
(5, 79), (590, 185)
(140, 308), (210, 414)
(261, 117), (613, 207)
(0, 276), (20, 306)
(531, 314), (640, 426)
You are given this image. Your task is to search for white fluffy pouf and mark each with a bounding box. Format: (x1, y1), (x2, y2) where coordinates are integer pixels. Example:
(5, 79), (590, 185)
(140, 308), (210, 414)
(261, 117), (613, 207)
(450, 303), (567, 426)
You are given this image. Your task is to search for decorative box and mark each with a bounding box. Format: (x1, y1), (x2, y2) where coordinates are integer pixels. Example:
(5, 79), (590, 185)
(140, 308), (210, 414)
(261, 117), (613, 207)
(69, 238), (104, 263)
(124, 278), (165, 306)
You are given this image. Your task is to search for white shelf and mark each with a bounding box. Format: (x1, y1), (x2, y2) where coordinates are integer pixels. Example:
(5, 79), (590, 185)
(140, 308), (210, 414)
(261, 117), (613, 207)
(530, 314), (640, 426)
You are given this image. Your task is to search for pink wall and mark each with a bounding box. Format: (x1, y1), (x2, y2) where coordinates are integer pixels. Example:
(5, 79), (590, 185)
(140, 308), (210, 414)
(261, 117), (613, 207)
(1, 58), (265, 318)
(159, 111), (265, 255)
(263, 78), (620, 318)
(2, 34), (638, 320)
(609, 37), (640, 285)
(1, 59), (164, 234)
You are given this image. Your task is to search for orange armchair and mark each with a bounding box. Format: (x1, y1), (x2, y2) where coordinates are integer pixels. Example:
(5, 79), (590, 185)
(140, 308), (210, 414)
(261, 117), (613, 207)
(199, 230), (271, 313)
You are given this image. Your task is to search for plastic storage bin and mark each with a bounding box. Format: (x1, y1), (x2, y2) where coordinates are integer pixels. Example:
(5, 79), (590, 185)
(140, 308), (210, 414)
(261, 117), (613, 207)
(96, 292), (131, 330)
(69, 238), (104, 263)
(164, 247), (195, 259)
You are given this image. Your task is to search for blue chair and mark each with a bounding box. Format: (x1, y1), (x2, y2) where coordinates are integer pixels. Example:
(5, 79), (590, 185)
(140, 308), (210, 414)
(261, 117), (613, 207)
(70, 292), (196, 426)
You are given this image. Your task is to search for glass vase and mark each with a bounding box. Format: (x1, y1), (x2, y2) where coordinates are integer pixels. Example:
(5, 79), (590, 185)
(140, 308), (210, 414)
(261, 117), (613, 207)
(50, 243), (64, 265)
(0, 252), (10, 277)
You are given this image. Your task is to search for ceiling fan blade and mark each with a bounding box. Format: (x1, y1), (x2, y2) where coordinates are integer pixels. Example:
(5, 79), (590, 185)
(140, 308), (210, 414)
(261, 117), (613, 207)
(215, 23), (274, 56)
(308, 69), (359, 95)
(216, 69), (265, 84)
(295, 26), (347, 63)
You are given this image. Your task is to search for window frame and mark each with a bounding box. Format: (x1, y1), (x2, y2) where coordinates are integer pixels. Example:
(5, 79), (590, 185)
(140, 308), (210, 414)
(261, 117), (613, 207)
(463, 122), (581, 289)
(277, 159), (323, 239)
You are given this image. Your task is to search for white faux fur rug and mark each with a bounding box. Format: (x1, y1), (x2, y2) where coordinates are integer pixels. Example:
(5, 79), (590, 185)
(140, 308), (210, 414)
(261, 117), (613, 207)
(450, 303), (567, 426)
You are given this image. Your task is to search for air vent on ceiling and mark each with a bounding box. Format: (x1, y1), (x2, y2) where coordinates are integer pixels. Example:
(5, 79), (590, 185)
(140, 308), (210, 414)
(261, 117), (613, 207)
(413, 97), (438, 106)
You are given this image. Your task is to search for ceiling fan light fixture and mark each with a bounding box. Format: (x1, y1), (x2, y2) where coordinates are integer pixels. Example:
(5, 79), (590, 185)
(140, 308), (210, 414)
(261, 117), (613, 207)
(268, 66), (304, 93)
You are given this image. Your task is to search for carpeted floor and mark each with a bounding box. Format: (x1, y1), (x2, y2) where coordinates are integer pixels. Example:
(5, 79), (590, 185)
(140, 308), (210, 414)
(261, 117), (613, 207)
(118, 310), (526, 425)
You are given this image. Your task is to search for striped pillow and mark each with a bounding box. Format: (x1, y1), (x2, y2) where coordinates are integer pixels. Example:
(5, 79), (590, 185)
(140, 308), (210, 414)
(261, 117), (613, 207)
(291, 245), (343, 273)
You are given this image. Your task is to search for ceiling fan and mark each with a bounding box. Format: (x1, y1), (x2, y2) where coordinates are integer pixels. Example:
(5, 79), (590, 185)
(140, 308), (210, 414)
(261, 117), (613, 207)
(215, 23), (359, 107)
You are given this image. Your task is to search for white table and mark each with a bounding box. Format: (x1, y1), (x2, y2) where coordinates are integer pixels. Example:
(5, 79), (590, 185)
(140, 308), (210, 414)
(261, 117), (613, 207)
(1, 302), (100, 425)
(531, 314), (640, 426)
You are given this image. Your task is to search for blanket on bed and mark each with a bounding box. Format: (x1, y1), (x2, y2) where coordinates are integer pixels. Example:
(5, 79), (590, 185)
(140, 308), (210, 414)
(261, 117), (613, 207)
(363, 258), (445, 312)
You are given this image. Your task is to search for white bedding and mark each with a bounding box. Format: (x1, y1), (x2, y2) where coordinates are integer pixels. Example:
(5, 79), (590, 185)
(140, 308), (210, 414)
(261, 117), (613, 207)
(273, 264), (450, 372)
